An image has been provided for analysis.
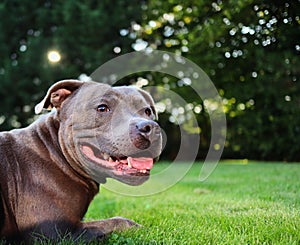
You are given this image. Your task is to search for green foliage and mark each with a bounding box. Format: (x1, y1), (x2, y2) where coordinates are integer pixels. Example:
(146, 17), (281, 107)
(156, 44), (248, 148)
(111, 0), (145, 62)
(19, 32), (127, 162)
(0, 0), (299, 160)
(0, 0), (142, 129)
(126, 0), (300, 161)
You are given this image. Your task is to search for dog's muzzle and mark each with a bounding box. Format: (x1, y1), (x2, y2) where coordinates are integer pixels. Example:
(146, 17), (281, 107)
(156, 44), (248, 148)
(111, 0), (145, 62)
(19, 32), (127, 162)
(130, 119), (161, 152)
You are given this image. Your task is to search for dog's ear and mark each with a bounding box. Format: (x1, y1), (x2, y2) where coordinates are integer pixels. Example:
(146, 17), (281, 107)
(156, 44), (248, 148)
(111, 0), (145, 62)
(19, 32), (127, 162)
(35, 79), (84, 114)
(138, 89), (159, 120)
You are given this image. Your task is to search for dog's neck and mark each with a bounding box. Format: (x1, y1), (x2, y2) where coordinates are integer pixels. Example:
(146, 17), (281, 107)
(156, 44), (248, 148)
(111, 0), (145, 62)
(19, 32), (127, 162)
(36, 112), (100, 190)
(0, 112), (99, 204)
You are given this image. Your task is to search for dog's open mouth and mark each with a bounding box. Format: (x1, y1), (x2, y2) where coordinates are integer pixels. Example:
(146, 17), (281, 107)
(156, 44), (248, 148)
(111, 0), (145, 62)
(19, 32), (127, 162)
(80, 144), (153, 175)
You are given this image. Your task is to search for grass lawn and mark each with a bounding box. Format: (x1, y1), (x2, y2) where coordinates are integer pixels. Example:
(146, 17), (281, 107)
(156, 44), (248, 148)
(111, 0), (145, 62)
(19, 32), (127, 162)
(83, 161), (300, 245)
(1, 161), (299, 244)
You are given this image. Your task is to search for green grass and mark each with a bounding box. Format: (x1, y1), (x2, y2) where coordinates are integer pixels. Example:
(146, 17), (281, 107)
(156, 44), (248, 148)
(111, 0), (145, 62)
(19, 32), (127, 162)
(2, 161), (300, 244)
(84, 161), (300, 244)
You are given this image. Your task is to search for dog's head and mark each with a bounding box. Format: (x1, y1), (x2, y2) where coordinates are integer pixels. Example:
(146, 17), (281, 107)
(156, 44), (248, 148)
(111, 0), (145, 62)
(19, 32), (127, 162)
(36, 80), (162, 185)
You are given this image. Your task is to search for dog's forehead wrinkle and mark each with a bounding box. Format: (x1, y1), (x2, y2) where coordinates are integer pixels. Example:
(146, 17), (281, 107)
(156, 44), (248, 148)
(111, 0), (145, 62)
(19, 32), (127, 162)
(113, 87), (150, 111)
(113, 86), (143, 98)
(101, 90), (121, 100)
(83, 89), (121, 109)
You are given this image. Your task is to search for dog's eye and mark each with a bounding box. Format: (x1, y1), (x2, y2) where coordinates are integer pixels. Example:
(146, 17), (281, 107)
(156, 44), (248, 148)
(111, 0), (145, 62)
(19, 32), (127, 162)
(145, 108), (152, 117)
(97, 104), (110, 113)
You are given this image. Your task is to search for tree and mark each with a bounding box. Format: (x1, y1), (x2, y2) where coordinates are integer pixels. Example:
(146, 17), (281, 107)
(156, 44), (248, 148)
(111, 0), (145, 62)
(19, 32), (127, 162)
(1, 0), (299, 161)
(124, 0), (300, 160)
(0, 0), (142, 129)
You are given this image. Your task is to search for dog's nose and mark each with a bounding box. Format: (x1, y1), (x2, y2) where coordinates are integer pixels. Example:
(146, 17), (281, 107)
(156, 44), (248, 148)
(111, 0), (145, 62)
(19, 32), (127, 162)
(136, 120), (160, 141)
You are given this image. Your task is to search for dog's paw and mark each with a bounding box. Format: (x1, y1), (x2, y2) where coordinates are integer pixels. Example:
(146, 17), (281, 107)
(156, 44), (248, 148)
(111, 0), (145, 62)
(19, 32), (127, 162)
(109, 216), (141, 230)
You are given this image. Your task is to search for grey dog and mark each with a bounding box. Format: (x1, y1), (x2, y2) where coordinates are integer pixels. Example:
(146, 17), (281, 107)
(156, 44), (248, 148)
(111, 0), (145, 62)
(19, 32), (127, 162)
(0, 80), (162, 243)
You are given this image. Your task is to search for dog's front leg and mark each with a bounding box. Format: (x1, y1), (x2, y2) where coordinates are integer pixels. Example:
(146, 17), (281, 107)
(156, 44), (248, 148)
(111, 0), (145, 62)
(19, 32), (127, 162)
(75, 217), (140, 242)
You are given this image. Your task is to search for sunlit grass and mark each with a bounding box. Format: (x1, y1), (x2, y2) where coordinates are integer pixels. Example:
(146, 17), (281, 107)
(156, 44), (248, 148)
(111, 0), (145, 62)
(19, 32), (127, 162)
(1, 162), (299, 244)
(86, 162), (300, 244)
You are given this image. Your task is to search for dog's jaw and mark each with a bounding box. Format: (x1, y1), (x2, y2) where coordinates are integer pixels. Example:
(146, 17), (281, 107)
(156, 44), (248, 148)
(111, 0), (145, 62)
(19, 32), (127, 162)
(79, 144), (156, 185)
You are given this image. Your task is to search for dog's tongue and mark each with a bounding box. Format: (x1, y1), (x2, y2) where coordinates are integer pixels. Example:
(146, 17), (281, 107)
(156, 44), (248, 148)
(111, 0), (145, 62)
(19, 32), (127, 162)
(128, 157), (153, 170)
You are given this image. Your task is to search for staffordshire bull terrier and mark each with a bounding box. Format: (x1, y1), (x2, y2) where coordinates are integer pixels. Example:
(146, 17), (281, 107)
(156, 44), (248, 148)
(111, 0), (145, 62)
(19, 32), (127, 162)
(0, 80), (162, 243)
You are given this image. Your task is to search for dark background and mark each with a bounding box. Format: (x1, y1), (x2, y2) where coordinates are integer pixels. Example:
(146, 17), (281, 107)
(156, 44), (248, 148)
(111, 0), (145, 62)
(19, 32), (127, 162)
(0, 0), (299, 161)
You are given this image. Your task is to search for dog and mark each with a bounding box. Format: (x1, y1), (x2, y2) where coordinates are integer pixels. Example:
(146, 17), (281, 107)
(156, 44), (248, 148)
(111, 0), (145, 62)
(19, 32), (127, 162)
(0, 80), (162, 243)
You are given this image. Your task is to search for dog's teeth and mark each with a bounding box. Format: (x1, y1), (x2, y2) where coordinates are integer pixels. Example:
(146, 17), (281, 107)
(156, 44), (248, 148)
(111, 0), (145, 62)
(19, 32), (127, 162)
(127, 158), (132, 168)
(109, 157), (114, 162)
(103, 153), (110, 160)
